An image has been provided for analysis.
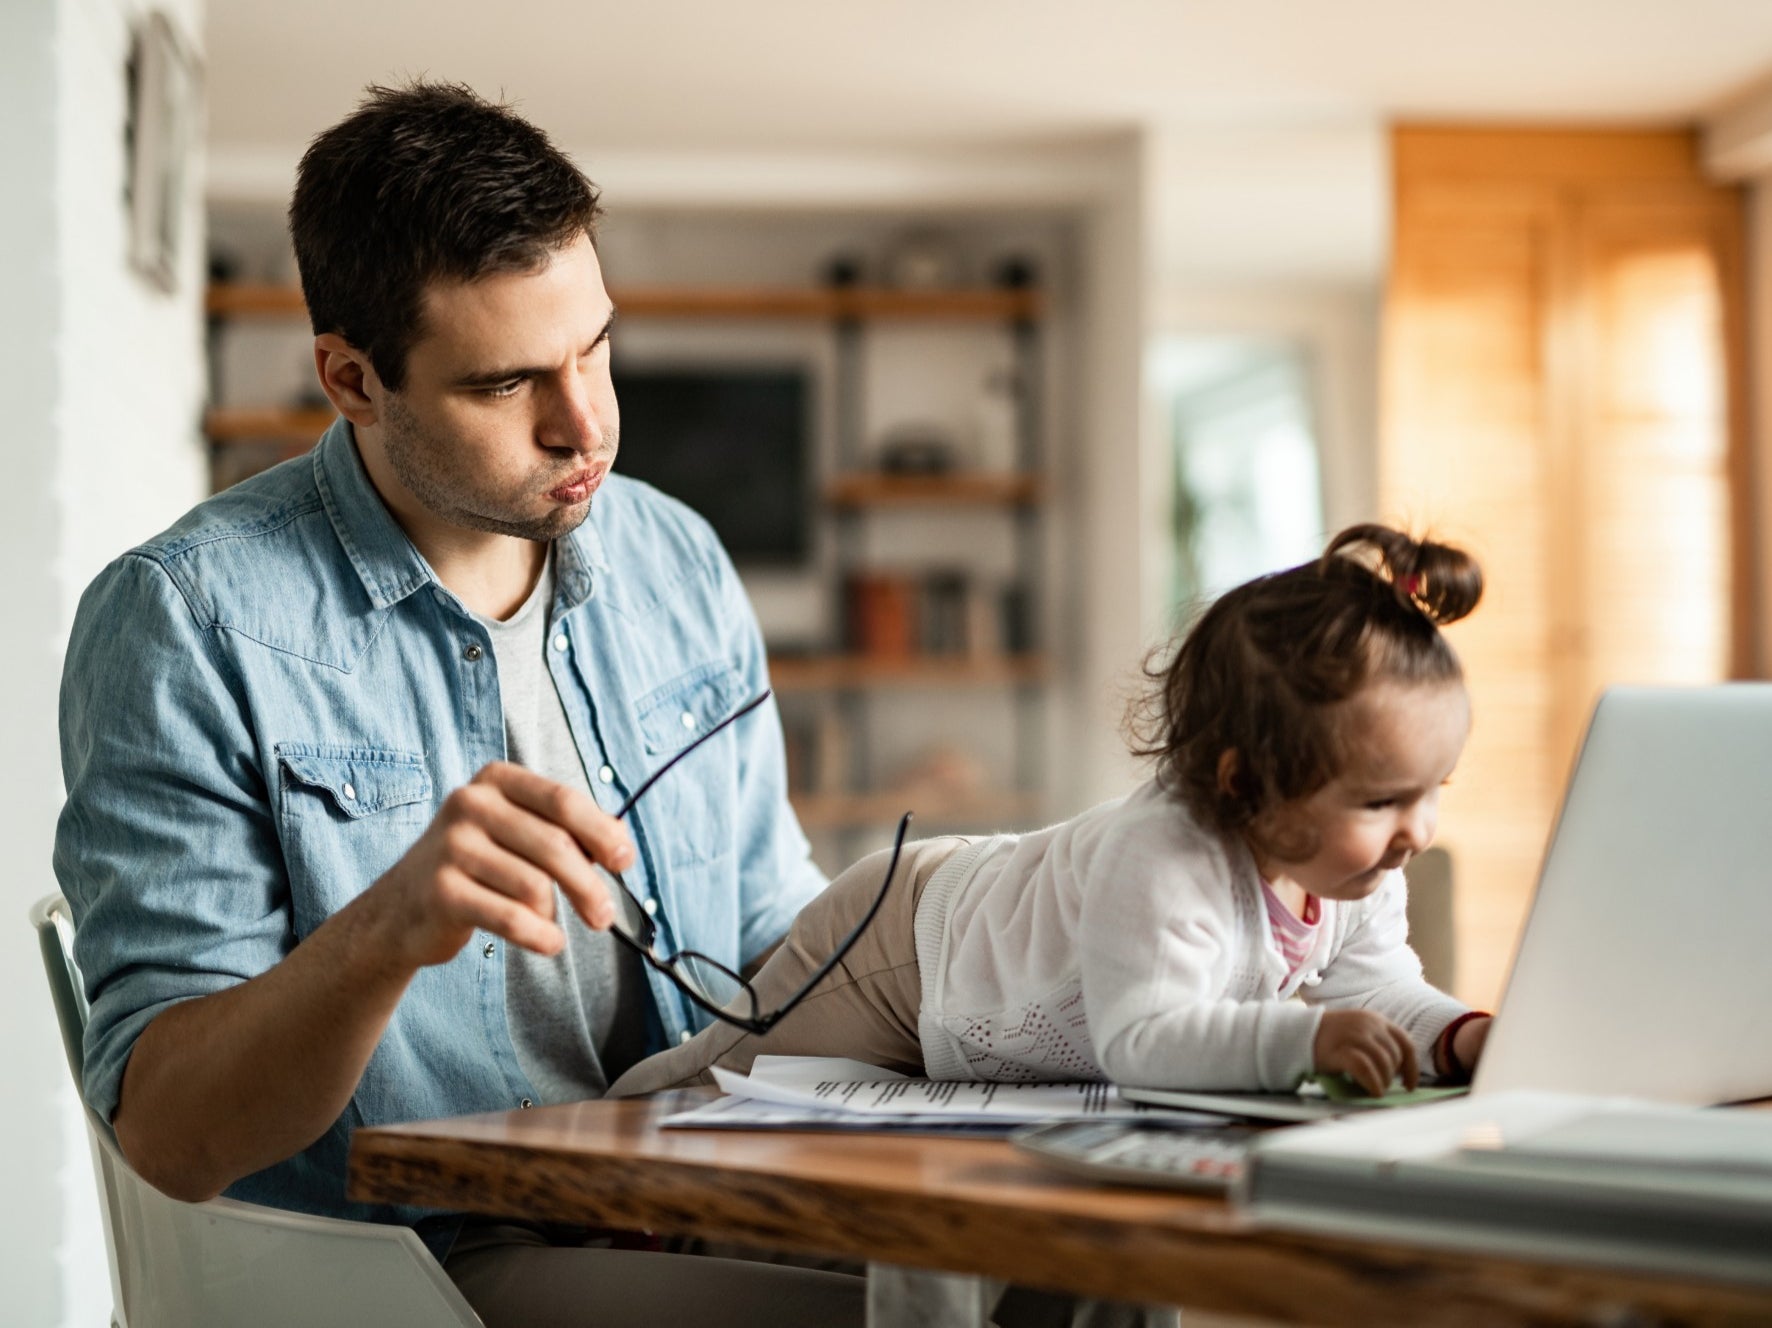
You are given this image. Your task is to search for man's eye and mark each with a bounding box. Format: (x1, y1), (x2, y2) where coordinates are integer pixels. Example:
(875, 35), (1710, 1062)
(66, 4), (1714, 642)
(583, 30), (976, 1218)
(483, 379), (524, 399)
(1365, 798), (1397, 811)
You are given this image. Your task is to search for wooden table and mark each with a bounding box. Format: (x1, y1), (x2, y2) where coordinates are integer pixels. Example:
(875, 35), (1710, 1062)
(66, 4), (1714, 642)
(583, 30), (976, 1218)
(349, 1090), (1772, 1327)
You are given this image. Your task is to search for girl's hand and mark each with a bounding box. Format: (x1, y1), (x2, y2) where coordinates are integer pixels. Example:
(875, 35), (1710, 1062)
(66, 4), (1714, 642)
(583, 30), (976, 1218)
(1312, 1009), (1419, 1096)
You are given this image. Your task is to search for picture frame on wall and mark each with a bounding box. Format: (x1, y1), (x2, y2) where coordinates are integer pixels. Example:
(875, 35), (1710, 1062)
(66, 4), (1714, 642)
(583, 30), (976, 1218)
(125, 11), (201, 293)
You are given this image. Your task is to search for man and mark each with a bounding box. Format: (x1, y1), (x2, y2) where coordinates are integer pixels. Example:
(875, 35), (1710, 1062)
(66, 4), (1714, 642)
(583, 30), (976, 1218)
(55, 82), (861, 1325)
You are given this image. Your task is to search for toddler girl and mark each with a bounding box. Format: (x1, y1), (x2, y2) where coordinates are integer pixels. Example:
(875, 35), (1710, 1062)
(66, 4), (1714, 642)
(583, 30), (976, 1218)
(611, 524), (1492, 1100)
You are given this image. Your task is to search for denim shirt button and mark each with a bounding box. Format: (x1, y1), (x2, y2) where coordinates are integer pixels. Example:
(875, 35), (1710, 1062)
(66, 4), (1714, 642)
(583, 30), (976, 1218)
(642, 897), (658, 917)
(680, 711), (696, 730)
(520, 1098), (533, 1109)
(552, 633), (569, 653)
(678, 1030), (693, 1045)
(463, 643), (483, 662)
(482, 941), (495, 958)
(597, 765), (615, 784)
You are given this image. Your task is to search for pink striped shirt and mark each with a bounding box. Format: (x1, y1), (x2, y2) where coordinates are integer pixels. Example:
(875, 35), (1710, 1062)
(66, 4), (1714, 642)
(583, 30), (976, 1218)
(1260, 880), (1321, 982)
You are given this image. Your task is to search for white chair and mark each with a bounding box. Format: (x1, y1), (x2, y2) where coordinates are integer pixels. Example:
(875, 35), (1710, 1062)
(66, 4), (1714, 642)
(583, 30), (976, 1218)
(30, 893), (482, 1328)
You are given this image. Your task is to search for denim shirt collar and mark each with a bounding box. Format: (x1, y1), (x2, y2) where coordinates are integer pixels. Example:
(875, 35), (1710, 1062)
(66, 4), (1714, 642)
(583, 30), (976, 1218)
(312, 416), (610, 614)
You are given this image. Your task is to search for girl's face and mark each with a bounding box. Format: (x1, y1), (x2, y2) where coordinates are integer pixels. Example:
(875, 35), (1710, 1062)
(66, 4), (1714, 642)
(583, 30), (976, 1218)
(1253, 679), (1470, 902)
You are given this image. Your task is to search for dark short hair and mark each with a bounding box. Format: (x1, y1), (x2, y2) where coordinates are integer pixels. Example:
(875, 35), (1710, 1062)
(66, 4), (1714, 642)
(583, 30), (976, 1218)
(288, 81), (603, 391)
(1128, 523), (1483, 846)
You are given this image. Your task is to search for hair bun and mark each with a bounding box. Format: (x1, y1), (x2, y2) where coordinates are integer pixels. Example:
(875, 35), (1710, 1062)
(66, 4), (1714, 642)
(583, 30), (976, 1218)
(1323, 523), (1483, 626)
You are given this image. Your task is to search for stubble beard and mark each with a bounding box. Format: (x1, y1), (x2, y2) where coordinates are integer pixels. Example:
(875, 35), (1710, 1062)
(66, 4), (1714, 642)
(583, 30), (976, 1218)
(380, 395), (613, 543)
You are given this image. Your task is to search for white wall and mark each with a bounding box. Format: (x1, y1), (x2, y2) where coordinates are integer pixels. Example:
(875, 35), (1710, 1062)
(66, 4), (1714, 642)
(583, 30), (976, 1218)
(1140, 121), (1387, 596)
(1, 0), (206, 1322)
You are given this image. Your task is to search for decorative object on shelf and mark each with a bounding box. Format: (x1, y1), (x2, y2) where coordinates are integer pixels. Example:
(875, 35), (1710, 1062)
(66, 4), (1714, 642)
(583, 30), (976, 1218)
(881, 228), (965, 290)
(821, 252), (865, 288)
(876, 425), (956, 475)
(125, 11), (201, 293)
(999, 584), (1034, 654)
(919, 571), (971, 657)
(992, 254), (1040, 291)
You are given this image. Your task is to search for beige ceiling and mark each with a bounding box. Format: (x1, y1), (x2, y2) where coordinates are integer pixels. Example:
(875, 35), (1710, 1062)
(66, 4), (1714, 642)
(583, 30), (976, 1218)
(207, 0), (1772, 159)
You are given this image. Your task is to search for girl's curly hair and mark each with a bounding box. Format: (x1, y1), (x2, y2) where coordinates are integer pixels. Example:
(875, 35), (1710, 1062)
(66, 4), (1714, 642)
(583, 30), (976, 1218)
(1128, 524), (1482, 847)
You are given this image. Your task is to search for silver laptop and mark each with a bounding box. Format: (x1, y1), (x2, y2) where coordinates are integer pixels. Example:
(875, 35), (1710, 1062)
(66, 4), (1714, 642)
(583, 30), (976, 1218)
(1125, 684), (1772, 1120)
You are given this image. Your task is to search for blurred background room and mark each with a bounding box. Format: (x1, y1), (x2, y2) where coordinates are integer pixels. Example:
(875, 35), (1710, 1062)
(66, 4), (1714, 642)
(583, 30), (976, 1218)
(8, 2), (1772, 1320)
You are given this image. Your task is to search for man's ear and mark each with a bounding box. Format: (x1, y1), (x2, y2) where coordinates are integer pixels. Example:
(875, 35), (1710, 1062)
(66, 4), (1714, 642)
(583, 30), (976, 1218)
(1215, 749), (1241, 798)
(313, 334), (380, 427)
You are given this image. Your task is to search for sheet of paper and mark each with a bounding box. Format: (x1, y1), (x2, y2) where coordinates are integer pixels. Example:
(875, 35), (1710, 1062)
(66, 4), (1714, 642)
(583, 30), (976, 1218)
(708, 1055), (1212, 1123)
(661, 1093), (1021, 1134)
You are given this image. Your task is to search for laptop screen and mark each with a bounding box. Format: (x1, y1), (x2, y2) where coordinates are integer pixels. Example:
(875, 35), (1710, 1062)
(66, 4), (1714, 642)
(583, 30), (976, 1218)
(1474, 684), (1772, 1106)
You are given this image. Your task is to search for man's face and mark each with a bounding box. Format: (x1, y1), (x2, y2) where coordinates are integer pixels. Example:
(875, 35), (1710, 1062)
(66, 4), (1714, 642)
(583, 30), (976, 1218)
(373, 232), (619, 544)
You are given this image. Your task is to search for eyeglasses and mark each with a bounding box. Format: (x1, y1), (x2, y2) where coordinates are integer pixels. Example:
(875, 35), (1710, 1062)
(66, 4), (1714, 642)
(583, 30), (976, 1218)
(596, 688), (910, 1036)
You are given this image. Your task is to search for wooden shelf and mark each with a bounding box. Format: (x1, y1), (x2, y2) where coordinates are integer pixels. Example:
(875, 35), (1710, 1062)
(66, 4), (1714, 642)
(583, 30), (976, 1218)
(204, 406), (334, 443)
(205, 283), (308, 317)
(769, 653), (1047, 692)
(791, 790), (1043, 832)
(826, 473), (1044, 508)
(205, 283), (1043, 323)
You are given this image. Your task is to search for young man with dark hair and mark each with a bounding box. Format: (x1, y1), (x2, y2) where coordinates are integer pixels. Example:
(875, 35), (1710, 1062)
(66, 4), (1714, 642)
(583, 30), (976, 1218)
(55, 82), (861, 1325)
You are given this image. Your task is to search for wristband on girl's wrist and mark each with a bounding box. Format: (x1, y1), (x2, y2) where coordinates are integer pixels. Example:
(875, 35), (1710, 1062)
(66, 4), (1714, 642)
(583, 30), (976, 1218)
(1436, 1010), (1491, 1082)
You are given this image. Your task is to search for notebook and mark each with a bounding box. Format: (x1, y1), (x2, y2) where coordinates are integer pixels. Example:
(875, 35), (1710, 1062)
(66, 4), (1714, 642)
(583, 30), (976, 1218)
(1124, 684), (1772, 1121)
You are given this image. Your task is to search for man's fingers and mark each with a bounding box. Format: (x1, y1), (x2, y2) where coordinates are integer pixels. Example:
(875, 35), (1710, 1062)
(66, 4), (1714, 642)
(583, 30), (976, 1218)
(436, 866), (566, 956)
(480, 761), (636, 871)
(466, 767), (620, 928)
(443, 816), (559, 919)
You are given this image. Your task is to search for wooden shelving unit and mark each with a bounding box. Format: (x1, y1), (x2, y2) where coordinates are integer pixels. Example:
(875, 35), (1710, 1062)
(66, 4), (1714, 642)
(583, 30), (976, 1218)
(205, 283), (1043, 323)
(205, 405), (335, 443)
(769, 652), (1047, 692)
(791, 790), (1043, 832)
(825, 472), (1044, 508)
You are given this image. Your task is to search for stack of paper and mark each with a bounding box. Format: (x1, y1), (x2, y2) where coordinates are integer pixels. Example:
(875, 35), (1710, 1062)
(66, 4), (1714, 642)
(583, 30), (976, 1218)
(662, 1057), (1215, 1133)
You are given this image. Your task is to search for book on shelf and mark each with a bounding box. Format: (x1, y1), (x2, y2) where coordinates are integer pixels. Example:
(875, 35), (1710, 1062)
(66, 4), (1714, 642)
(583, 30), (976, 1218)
(844, 569), (1028, 659)
(1236, 1090), (1772, 1287)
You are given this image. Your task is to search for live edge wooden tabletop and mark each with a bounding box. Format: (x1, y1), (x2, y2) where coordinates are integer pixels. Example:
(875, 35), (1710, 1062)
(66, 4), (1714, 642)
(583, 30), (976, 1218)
(349, 1089), (1772, 1328)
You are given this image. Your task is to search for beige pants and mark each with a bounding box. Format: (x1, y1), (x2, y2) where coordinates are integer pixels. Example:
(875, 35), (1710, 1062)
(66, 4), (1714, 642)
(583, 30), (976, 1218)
(609, 836), (968, 1097)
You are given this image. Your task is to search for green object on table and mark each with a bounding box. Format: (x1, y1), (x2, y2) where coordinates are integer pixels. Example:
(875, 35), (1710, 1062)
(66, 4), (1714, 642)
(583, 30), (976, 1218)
(1308, 1073), (1470, 1107)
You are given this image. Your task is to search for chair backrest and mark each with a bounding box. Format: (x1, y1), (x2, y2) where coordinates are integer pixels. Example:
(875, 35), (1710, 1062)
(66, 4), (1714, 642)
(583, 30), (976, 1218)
(32, 893), (90, 1089)
(29, 893), (482, 1328)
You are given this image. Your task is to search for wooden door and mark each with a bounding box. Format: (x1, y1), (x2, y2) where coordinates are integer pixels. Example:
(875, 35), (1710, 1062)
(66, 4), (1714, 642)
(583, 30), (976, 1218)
(1383, 128), (1748, 1007)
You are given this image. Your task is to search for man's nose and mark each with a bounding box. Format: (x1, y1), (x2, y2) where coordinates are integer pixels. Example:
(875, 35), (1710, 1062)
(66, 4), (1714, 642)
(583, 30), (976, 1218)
(542, 373), (605, 453)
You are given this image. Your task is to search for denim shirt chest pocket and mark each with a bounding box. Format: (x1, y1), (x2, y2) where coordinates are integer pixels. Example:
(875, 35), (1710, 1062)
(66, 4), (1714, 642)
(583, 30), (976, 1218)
(633, 663), (742, 869)
(275, 744), (434, 938)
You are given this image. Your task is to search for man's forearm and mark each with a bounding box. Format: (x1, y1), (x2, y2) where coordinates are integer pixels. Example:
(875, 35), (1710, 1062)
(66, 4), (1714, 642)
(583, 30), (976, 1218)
(112, 893), (414, 1203)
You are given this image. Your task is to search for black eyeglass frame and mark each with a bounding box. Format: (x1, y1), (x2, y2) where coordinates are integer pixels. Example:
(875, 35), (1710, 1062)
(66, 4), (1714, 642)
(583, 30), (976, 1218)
(596, 688), (910, 1037)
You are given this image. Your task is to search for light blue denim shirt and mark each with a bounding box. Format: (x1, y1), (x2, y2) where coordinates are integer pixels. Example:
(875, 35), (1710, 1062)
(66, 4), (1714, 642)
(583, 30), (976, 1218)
(54, 419), (825, 1247)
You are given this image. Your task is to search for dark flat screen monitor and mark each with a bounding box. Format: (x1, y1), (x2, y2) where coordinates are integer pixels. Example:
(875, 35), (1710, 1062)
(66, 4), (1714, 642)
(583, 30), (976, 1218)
(612, 363), (812, 566)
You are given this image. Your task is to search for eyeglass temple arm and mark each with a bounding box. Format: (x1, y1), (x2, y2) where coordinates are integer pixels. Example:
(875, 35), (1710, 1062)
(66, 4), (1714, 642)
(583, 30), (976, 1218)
(755, 810), (913, 1031)
(613, 688), (773, 821)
